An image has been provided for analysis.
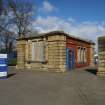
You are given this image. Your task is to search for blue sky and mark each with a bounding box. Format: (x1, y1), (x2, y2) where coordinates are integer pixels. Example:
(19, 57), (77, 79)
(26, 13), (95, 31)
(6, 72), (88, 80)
(33, 0), (105, 22)
(31, 0), (105, 42)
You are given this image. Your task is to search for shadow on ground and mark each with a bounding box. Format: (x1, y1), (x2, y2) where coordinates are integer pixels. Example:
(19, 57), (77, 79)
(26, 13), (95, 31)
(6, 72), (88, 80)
(7, 73), (16, 78)
(86, 68), (98, 75)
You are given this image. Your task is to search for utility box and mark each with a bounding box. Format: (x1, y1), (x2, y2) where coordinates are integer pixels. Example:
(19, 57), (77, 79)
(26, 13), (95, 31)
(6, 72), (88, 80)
(0, 54), (8, 79)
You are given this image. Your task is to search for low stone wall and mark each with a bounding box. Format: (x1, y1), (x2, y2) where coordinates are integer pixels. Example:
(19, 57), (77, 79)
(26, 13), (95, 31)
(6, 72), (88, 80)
(97, 36), (105, 76)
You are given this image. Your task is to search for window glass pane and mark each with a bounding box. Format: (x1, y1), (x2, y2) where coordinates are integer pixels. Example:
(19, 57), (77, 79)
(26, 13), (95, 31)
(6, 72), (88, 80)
(39, 42), (45, 62)
(31, 41), (45, 62)
(78, 47), (81, 63)
(32, 42), (36, 61)
(85, 49), (87, 63)
(80, 48), (82, 63)
(81, 48), (84, 63)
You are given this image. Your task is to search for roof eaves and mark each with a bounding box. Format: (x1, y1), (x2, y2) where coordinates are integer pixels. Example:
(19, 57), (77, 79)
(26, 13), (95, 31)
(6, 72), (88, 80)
(17, 30), (95, 44)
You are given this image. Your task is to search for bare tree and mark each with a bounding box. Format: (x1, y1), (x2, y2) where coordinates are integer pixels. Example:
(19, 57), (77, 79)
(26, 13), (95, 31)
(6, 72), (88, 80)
(0, 0), (36, 53)
(0, 1), (15, 53)
(0, 0), (3, 15)
(8, 0), (35, 38)
(0, 0), (11, 52)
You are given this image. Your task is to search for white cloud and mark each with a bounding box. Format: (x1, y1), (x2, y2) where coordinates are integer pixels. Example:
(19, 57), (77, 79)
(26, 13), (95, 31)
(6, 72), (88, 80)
(40, 1), (56, 13)
(33, 16), (105, 42)
(33, 16), (73, 33)
(68, 17), (75, 23)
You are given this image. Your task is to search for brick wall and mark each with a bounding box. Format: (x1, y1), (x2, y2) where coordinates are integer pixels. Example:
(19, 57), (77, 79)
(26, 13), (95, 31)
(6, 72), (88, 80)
(66, 37), (94, 68)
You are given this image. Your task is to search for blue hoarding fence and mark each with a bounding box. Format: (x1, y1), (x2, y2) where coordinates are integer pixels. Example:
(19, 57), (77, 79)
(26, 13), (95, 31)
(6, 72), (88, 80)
(0, 54), (8, 79)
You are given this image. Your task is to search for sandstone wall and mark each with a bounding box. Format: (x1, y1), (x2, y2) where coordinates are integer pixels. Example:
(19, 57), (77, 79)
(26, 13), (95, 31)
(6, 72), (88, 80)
(17, 34), (66, 72)
(97, 36), (105, 76)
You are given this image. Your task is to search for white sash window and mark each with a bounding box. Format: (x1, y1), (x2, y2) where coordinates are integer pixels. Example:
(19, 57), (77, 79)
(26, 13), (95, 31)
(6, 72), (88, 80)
(78, 47), (87, 63)
(78, 47), (81, 63)
(31, 41), (45, 62)
(84, 48), (87, 63)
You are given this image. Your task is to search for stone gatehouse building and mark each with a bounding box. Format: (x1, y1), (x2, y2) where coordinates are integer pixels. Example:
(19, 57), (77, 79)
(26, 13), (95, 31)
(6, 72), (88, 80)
(17, 31), (95, 72)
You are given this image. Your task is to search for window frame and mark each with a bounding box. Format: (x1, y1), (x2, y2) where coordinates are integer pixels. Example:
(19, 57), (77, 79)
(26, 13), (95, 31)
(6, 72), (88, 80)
(31, 40), (45, 63)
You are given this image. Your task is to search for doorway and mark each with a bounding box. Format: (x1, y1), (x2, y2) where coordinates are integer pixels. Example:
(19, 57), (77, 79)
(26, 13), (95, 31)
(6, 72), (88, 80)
(66, 48), (75, 70)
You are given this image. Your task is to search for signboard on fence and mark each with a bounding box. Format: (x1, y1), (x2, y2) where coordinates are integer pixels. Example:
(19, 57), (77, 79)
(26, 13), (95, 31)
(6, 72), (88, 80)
(0, 54), (8, 79)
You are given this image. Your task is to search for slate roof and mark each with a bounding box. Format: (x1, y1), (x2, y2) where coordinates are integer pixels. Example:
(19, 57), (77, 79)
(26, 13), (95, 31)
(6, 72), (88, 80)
(17, 30), (95, 44)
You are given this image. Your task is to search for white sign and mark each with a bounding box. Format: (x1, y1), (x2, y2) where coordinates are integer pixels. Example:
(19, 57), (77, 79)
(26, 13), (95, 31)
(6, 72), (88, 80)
(0, 72), (7, 77)
(0, 54), (7, 58)
(0, 54), (8, 78)
(0, 64), (6, 66)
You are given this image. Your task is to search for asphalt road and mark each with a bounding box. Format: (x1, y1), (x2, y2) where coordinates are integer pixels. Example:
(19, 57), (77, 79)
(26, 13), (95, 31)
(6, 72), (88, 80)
(0, 67), (105, 105)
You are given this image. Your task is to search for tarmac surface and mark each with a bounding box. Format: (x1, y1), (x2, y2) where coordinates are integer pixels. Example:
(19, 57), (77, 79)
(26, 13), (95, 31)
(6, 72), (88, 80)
(0, 67), (105, 105)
